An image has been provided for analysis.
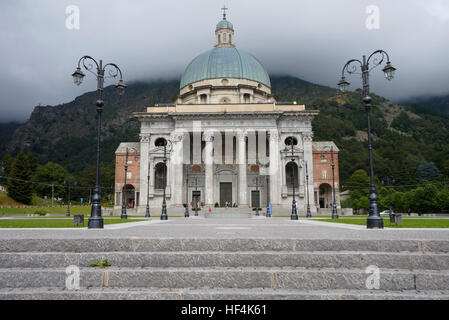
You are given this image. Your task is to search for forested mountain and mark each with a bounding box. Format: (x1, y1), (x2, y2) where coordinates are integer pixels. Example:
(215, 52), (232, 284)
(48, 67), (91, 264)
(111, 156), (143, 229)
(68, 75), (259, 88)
(401, 94), (449, 115)
(3, 76), (449, 188)
(0, 122), (22, 158)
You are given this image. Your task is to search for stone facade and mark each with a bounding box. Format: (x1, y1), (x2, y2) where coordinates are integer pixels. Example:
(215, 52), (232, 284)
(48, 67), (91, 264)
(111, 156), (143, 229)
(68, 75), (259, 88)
(113, 9), (341, 215)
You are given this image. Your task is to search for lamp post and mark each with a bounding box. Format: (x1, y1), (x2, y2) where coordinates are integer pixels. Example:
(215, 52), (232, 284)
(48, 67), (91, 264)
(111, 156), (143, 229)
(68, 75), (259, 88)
(287, 137), (298, 220)
(266, 176), (271, 218)
(382, 175), (395, 214)
(145, 161), (151, 218)
(305, 161), (312, 218)
(66, 182), (71, 217)
(185, 168), (190, 218)
(194, 177), (199, 216)
(330, 146), (338, 219)
(72, 56), (126, 229)
(158, 138), (171, 221)
(121, 147), (138, 219)
(338, 50), (396, 229)
(255, 176), (260, 216)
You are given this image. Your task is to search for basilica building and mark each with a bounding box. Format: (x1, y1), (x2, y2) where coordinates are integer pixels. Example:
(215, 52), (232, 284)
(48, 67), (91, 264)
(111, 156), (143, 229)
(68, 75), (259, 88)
(114, 10), (341, 215)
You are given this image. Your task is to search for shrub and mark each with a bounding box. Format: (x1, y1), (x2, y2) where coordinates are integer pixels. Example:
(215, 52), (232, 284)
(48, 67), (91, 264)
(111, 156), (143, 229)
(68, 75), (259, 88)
(33, 209), (46, 216)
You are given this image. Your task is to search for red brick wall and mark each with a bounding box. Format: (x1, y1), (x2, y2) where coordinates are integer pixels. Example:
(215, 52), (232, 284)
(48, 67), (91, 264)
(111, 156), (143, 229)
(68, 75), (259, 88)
(115, 152), (141, 191)
(313, 150), (340, 192)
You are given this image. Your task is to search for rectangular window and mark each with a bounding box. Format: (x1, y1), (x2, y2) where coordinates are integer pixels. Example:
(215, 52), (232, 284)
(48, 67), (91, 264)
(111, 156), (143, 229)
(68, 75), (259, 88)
(127, 172), (132, 179)
(322, 170), (327, 179)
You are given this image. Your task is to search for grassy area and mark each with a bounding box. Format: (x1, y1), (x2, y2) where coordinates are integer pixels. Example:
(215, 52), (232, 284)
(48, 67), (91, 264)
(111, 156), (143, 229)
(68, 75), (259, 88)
(0, 218), (146, 228)
(318, 218), (449, 228)
(0, 191), (24, 207)
(0, 206), (106, 215)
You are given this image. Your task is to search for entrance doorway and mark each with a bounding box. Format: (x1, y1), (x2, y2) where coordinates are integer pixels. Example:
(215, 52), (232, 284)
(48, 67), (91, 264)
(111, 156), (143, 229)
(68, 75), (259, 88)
(123, 184), (136, 208)
(220, 182), (232, 207)
(319, 183), (332, 208)
(251, 190), (260, 208)
(192, 191), (201, 208)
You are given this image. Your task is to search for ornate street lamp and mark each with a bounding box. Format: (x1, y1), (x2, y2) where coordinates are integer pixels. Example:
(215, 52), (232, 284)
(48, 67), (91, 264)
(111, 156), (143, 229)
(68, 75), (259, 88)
(185, 168), (190, 218)
(330, 146), (338, 219)
(266, 176), (271, 218)
(155, 138), (171, 220)
(305, 161), (312, 218)
(194, 177), (199, 216)
(287, 137), (298, 220)
(66, 181), (71, 217)
(72, 56), (126, 229)
(254, 176), (260, 216)
(338, 50), (396, 229)
(122, 147), (138, 219)
(145, 162), (151, 218)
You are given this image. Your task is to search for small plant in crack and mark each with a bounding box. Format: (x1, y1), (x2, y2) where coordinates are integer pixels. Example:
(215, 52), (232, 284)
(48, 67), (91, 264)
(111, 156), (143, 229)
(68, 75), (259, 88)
(89, 259), (112, 268)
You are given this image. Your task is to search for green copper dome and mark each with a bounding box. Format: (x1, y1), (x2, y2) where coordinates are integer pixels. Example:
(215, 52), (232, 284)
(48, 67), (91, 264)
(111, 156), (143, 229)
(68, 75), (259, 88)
(180, 47), (271, 89)
(216, 19), (233, 31)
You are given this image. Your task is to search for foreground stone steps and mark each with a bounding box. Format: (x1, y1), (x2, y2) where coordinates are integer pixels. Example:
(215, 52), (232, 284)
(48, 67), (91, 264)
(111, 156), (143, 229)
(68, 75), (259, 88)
(2, 288), (449, 300)
(1, 238), (448, 253)
(1, 238), (449, 299)
(1, 267), (449, 291)
(1, 251), (449, 270)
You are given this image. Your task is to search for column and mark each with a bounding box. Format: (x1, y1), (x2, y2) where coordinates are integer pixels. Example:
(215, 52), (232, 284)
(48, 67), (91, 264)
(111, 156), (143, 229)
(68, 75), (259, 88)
(139, 133), (150, 213)
(149, 158), (155, 197)
(171, 132), (184, 206)
(237, 131), (248, 207)
(269, 130), (280, 205)
(303, 132), (316, 213)
(203, 132), (214, 206)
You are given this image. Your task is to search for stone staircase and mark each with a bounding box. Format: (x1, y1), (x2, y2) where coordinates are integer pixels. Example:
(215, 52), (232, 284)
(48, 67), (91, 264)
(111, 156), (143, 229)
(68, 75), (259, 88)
(1, 238), (449, 299)
(205, 208), (255, 219)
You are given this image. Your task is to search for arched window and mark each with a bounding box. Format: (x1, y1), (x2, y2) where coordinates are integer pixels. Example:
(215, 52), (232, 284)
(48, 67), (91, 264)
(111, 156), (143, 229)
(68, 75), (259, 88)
(223, 33), (227, 43)
(229, 34), (232, 44)
(218, 34), (221, 44)
(243, 93), (250, 103)
(285, 162), (299, 188)
(200, 94), (207, 104)
(155, 137), (167, 147)
(154, 162), (167, 190)
(285, 136), (298, 147)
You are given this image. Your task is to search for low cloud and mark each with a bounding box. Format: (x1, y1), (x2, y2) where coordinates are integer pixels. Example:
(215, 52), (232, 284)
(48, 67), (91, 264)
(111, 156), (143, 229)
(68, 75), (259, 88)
(0, 0), (448, 122)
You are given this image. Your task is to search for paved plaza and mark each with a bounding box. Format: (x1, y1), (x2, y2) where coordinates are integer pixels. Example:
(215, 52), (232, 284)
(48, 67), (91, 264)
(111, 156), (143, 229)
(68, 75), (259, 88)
(0, 217), (448, 240)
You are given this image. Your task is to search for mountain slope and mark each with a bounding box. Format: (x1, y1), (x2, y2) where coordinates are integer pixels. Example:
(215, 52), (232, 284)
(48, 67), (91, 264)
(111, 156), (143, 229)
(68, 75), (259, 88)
(0, 122), (22, 159)
(402, 94), (449, 115)
(4, 76), (449, 185)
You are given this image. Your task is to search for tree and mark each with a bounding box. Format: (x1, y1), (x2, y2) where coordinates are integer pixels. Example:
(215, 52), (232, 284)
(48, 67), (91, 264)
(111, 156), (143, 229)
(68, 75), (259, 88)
(344, 169), (370, 196)
(415, 162), (440, 182)
(32, 162), (72, 199)
(0, 154), (14, 186)
(412, 184), (439, 214)
(437, 188), (449, 213)
(442, 159), (449, 178)
(25, 153), (39, 176)
(7, 152), (34, 204)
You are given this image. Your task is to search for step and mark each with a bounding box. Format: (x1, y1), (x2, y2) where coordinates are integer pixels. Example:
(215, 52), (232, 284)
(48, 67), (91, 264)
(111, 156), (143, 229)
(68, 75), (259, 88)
(1, 288), (449, 300)
(1, 238), (448, 253)
(1, 268), (448, 291)
(205, 208), (254, 218)
(205, 212), (252, 219)
(1, 251), (448, 270)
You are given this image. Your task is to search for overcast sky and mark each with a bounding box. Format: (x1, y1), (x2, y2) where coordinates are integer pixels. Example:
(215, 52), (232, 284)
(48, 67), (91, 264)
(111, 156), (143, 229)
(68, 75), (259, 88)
(1, 0), (448, 122)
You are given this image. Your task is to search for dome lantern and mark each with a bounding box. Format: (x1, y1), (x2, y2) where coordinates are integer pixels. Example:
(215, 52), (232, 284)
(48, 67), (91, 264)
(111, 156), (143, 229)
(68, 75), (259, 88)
(215, 6), (235, 48)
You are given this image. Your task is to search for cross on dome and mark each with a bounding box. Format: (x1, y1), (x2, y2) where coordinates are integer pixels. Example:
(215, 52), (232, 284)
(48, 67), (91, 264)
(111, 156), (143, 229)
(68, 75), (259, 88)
(221, 5), (228, 19)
